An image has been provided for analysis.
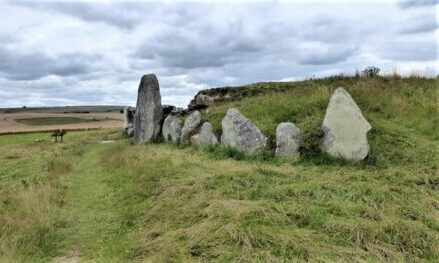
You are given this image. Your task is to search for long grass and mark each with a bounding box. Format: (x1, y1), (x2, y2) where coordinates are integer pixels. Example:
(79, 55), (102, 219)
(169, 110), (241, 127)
(0, 76), (437, 262)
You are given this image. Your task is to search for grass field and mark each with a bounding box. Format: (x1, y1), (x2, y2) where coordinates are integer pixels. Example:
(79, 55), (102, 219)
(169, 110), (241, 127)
(15, 117), (105, 126)
(0, 76), (438, 262)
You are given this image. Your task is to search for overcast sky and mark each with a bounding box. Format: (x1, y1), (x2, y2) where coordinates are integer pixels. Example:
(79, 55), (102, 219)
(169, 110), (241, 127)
(0, 0), (437, 108)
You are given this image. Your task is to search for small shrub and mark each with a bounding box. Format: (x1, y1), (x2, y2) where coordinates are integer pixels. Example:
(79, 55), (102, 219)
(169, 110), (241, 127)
(362, 66), (381, 78)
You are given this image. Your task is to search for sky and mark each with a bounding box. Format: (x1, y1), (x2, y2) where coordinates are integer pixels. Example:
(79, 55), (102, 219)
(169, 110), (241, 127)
(0, 0), (437, 108)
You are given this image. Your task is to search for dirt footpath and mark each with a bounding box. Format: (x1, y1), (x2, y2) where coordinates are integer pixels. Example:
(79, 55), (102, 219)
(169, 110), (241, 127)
(0, 112), (124, 134)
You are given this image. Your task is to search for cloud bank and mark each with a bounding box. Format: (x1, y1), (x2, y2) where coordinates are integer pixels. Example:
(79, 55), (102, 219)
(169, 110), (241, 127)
(0, 0), (437, 107)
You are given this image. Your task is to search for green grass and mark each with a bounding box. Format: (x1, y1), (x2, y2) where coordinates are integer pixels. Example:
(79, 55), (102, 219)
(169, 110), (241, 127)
(16, 117), (105, 126)
(0, 76), (438, 262)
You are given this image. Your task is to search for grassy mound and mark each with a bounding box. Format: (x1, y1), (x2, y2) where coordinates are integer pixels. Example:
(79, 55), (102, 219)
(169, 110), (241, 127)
(204, 76), (438, 166)
(0, 76), (437, 262)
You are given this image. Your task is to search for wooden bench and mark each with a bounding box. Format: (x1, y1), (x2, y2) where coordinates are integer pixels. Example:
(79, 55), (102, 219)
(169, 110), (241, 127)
(51, 129), (67, 142)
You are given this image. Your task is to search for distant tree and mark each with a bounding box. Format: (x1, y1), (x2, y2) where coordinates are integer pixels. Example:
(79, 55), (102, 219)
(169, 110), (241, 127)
(22, 105), (27, 109)
(362, 66), (381, 78)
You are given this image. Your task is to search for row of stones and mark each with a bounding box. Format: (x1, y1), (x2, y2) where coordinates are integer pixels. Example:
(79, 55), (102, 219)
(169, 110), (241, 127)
(128, 74), (372, 163)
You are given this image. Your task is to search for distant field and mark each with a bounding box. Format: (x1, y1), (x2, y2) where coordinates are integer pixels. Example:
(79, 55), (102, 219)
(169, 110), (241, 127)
(0, 105), (125, 114)
(0, 109), (125, 134)
(16, 117), (105, 126)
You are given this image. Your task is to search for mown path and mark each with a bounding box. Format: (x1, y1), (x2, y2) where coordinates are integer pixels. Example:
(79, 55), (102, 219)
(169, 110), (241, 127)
(55, 142), (132, 262)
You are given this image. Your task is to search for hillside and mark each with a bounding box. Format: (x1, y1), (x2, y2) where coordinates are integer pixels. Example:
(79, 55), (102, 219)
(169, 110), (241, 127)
(0, 76), (438, 262)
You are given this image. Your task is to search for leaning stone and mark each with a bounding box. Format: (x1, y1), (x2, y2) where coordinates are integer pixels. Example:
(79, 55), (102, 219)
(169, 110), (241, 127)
(221, 108), (267, 154)
(133, 74), (163, 144)
(162, 115), (183, 143)
(191, 122), (218, 147)
(322, 87), (372, 162)
(276, 122), (301, 157)
(181, 111), (202, 144)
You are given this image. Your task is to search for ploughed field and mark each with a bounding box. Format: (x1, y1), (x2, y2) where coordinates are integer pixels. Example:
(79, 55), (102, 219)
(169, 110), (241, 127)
(0, 106), (124, 134)
(0, 76), (438, 262)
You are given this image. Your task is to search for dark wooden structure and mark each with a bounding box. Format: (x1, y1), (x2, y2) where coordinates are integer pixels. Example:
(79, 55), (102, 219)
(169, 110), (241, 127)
(51, 129), (67, 142)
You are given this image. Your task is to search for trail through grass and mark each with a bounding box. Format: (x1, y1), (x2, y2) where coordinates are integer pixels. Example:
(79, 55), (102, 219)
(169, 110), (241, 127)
(0, 76), (438, 262)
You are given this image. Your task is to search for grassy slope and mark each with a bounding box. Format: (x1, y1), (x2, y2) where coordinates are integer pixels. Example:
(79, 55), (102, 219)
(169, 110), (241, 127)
(0, 76), (438, 262)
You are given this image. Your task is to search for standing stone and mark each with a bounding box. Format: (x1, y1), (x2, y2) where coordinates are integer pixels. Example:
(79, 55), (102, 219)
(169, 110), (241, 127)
(191, 122), (218, 147)
(162, 115), (183, 143)
(276, 122), (301, 157)
(123, 106), (135, 137)
(133, 74), (163, 144)
(221, 108), (267, 154)
(322, 87), (372, 162)
(181, 111), (202, 144)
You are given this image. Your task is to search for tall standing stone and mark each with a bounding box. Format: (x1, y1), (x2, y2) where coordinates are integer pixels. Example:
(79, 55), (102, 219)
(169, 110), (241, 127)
(221, 108), (267, 154)
(322, 87), (372, 162)
(181, 111), (202, 144)
(133, 74), (163, 144)
(276, 122), (301, 157)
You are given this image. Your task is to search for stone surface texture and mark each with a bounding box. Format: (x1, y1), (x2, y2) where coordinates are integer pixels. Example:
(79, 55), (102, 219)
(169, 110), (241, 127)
(322, 87), (372, 162)
(191, 122), (218, 147)
(181, 110), (202, 144)
(221, 108), (267, 154)
(275, 122), (301, 157)
(162, 115), (183, 143)
(133, 74), (163, 144)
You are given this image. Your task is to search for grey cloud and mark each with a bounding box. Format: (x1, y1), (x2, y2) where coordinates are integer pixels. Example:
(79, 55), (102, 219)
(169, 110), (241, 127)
(0, 2), (438, 108)
(297, 44), (356, 65)
(135, 24), (263, 69)
(0, 47), (98, 80)
(397, 17), (437, 34)
(374, 38), (437, 61)
(12, 1), (145, 29)
(398, 0), (438, 8)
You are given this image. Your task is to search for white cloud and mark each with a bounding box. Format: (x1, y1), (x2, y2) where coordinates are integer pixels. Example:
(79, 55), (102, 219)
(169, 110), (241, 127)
(0, 0), (437, 108)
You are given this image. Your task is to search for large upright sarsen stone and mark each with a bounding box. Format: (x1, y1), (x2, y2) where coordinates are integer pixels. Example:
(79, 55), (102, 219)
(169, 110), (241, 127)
(322, 87), (372, 162)
(221, 108), (267, 154)
(133, 74), (163, 144)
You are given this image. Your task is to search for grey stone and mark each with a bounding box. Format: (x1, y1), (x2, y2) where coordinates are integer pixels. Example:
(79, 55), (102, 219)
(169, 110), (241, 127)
(162, 115), (183, 143)
(276, 122), (301, 157)
(181, 111), (202, 144)
(221, 108), (267, 154)
(322, 87), (372, 162)
(133, 74), (163, 144)
(126, 126), (134, 137)
(162, 105), (176, 119)
(188, 93), (215, 110)
(191, 122), (218, 147)
(123, 106), (135, 137)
